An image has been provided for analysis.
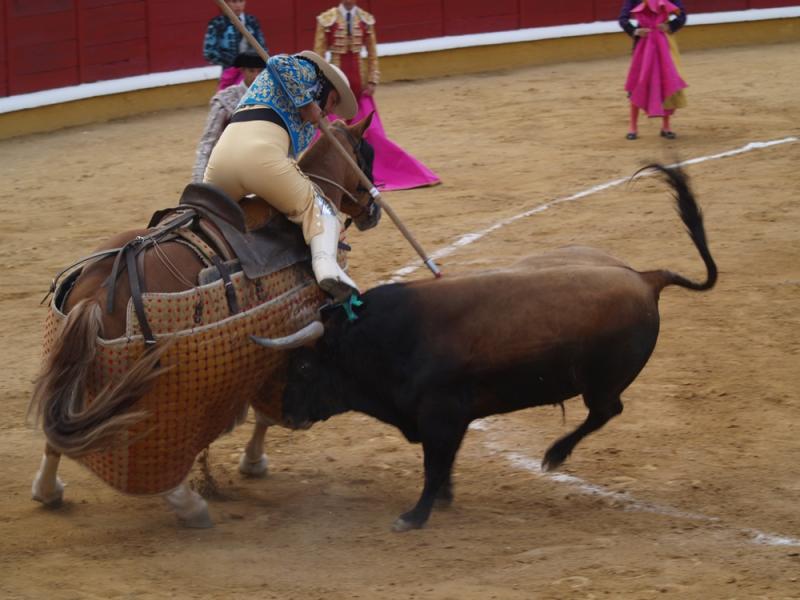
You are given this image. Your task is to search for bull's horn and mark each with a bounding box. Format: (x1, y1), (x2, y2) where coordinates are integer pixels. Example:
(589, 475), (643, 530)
(250, 321), (325, 350)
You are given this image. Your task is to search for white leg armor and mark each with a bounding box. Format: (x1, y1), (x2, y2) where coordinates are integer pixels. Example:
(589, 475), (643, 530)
(32, 450), (65, 507)
(310, 195), (359, 302)
(163, 482), (213, 528)
(238, 412), (270, 478)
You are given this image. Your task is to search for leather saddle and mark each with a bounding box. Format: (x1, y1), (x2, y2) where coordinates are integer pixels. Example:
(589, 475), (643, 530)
(151, 182), (310, 280)
(97, 183), (315, 347)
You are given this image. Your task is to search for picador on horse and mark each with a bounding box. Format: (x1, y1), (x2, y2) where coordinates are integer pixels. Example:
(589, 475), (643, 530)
(28, 49), (718, 532)
(29, 51), (381, 527)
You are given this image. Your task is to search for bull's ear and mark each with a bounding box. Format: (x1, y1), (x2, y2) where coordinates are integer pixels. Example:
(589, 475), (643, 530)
(251, 321), (324, 350)
(351, 111), (374, 138)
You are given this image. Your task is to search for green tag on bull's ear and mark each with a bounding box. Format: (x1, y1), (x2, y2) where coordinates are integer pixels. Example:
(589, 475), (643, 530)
(342, 293), (363, 322)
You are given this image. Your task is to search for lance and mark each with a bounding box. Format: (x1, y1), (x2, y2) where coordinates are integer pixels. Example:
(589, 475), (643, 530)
(211, 0), (442, 278)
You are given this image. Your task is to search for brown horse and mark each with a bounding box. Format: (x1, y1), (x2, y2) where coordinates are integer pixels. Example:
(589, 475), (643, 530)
(28, 115), (379, 527)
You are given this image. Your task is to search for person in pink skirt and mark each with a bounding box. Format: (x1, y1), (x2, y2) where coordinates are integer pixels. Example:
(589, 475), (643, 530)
(619, 0), (687, 140)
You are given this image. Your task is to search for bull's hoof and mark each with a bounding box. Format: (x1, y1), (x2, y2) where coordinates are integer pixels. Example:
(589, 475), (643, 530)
(238, 453), (268, 478)
(541, 454), (565, 473)
(32, 476), (65, 508)
(392, 512), (426, 532)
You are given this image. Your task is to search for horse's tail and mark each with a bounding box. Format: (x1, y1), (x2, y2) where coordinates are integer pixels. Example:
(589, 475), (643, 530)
(638, 164), (718, 293)
(28, 299), (168, 458)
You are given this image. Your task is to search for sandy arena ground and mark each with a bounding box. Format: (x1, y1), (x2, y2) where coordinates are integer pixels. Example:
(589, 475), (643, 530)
(1, 42), (799, 599)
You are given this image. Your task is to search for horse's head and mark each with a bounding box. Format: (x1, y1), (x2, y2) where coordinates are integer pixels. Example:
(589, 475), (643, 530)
(300, 113), (381, 232)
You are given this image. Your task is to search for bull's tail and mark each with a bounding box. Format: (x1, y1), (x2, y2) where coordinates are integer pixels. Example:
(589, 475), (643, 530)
(639, 164), (718, 293)
(28, 299), (168, 458)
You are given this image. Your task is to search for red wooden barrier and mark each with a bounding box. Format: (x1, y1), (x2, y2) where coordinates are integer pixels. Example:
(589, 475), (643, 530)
(1, 0), (8, 96)
(691, 0), (749, 11)
(6, 0), (78, 95)
(595, 0), (624, 20)
(749, 0), (797, 5)
(521, 0), (595, 28)
(253, 0), (295, 55)
(370, 0), (444, 42)
(443, 0), (521, 36)
(0, 0), (794, 98)
(78, 0), (148, 83)
(147, 0), (216, 72)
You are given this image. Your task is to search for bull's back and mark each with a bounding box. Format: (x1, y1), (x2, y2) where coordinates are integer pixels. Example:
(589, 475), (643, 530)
(407, 264), (660, 377)
(510, 245), (631, 271)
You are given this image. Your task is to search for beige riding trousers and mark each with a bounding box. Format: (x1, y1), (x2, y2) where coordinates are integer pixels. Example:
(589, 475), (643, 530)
(204, 119), (326, 241)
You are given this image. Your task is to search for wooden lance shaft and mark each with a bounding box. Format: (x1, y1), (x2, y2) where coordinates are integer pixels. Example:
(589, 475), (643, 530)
(212, 0), (442, 278)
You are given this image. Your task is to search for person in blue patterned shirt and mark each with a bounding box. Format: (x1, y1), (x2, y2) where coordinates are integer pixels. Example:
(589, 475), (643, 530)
(204, 51), (359, 301)
(203, 0), (267, 90)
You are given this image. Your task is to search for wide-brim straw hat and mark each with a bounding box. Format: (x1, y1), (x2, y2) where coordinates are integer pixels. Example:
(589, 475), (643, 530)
(296, 50), (358, 120)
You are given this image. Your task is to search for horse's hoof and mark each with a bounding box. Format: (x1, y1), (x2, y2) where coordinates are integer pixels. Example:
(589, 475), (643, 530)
(238, 453), (268, 478)
(179, 508), (214, 529)
(32, 477), (65, 507)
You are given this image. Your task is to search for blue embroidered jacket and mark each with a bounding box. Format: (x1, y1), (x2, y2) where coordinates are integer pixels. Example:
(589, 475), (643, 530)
(203, 14), (267, 68)
(237, 55), (321, 157)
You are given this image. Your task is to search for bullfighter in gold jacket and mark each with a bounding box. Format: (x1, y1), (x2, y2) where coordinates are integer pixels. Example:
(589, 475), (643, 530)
(312, 1), (440, 191)
(314, 1), (379, 99)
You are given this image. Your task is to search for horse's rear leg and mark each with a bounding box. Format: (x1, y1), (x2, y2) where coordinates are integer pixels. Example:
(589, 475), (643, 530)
(32, 444), (65, 507)
(238, 409), (272, 477)
(163, 481), (213, 528)
(541, 394), (623, 472)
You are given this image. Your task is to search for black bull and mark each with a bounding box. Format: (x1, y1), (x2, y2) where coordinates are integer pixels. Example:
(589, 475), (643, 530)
(253, 165), (717, 532)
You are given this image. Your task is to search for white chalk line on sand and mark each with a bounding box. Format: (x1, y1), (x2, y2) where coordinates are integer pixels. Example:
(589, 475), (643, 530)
(396, 137), (799, 547)
(388, 136), (799, 282)
(468, 421), (800, 547)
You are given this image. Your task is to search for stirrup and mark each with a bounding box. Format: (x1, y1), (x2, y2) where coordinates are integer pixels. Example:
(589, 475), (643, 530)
(318, 277), (358, 303)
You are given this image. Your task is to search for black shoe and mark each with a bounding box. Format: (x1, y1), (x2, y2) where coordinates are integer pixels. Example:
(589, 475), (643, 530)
(626, 132), (638, 140)
(660, 130), (677, 139)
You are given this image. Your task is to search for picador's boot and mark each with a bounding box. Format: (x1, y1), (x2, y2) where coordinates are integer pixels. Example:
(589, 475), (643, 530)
(310, 211), (359, 303)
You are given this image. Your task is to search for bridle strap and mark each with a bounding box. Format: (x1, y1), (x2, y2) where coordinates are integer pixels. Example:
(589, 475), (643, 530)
(41, 247), (124, 305)
(308, 122), (377, 223)
(306, 173), (361, 206)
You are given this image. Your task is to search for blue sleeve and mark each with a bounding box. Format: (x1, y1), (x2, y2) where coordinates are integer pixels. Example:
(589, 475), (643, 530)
(203, 18), (223, 65)
(267, 55), (319, 109)
(618, 0), (637, 37)
(669, 0), (687, 33)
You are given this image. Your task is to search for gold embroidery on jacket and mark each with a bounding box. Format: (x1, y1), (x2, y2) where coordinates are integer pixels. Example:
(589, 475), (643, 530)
(314, 7), (380, 86)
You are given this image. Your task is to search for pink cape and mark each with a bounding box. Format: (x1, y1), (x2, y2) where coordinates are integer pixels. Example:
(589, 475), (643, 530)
(329, 95), (440, 192)
(218, 66), (243, 91)
(625, 0), (687, 117)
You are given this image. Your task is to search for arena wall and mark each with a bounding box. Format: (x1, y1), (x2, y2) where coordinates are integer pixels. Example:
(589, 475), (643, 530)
(0, 0), (798, 139)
